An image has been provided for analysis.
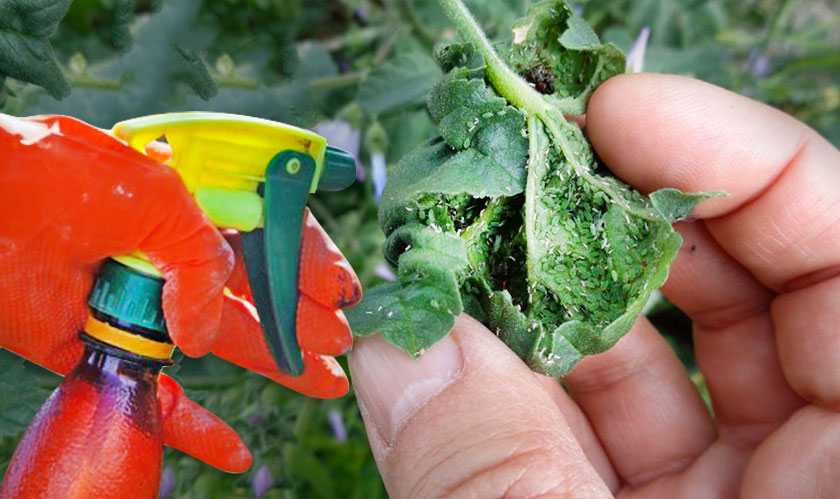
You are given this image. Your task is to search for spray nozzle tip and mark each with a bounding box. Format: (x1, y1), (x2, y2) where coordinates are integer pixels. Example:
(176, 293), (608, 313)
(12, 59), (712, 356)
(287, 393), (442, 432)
(318, 146), (356, 191)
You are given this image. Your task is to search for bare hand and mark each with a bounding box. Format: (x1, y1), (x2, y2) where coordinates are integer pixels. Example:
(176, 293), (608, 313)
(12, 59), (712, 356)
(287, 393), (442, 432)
(348, 73), (840, 497)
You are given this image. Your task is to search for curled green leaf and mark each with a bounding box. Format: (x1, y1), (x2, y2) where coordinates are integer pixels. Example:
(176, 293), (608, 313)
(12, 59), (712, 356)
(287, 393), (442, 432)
(506, 1), (626, 114)
(348, 0), (722, 376)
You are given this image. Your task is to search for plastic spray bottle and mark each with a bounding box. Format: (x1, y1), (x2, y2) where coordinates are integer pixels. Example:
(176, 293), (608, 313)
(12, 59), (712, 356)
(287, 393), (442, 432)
(2, 261), (172, 497)
(0, 112), (357, 499)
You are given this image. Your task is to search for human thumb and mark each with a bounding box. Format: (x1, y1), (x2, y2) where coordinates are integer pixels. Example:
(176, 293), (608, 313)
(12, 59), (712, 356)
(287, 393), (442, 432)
(349, 314), (611, 498)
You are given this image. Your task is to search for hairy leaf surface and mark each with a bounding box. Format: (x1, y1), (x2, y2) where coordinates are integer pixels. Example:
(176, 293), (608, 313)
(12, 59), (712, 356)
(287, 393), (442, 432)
(348, 0), (721, 375)
(345, 224), (468, 355)
(358, 50), (442, 116)
(0, 0), (72, 99)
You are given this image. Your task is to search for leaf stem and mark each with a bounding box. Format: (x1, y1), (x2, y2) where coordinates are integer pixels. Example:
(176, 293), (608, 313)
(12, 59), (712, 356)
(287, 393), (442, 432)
(437, 0), (550, 119)
(309, 71), (366, 90)
(437, 0), (661, 221)
(319, 26), (390, 52)
(293, 398), (318, 440)
(523, 116), (541, 290)
(437, 0), (590, 180)
(307, 196), (341, 232)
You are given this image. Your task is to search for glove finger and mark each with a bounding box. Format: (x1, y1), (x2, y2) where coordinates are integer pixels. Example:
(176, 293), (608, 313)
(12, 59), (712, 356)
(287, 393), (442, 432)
(147, 224), (233, 358)
(116, 142), (233, 358)
(297, 296), (353, 356)
(299, 210), (361, 309)
(214, 296), (349, 398)
(221, 231), (253, 300)
(270, 351), (349, 399)
(222, 228), (353, 357)
(1, 115), (232, 360)
(158, 374), (252, 473)
(222, 215), (361, 312)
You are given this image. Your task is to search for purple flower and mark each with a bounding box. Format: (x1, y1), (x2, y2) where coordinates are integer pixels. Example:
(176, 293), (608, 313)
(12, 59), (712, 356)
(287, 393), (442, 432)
(159, 466), (175, 499)
(744, 49), (771, 78)
(313, 121), (365, 181)
(249, 414), (262, 426)
(328, 409), (347, 442)
(371, 152), (387, 201)
(374, 263), (396, 282)
(626, 26), (650, 74)
(354, 7), (370, 22)
(752, 55), (771, 77)
(252, 464), (274, 499)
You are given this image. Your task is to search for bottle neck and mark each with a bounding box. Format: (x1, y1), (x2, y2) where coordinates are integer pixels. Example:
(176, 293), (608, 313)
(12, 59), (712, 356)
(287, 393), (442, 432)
(77, 333), (170, 384)
(82, 308), (175, 362)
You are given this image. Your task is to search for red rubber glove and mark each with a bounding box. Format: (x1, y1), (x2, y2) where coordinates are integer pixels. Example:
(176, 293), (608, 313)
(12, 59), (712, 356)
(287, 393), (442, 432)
(0, 114), (361, 472)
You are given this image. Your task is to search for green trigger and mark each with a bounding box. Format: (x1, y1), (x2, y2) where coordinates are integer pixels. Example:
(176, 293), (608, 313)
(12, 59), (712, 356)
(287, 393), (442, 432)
(241, 151), (315, 376)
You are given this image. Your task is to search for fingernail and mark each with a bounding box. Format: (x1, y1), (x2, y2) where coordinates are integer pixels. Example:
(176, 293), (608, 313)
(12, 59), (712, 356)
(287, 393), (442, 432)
(349, 333), (463, 445)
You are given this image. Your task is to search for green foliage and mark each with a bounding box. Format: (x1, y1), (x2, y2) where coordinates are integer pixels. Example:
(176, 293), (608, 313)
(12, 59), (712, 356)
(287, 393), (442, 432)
(0, 0), (837, 495)
(0, 0), (72, 98)
(2, 0), (341, 127)
(349, 1), (719, 376)
(157, 356), (383, 498)
(358, 49), (441, 115)
(0, 1), (390, 496)
(649, 188), (727, 223)
(584, 0), (840, 144)
(0, 352), (49, 438)
(348, 224), (469, 354)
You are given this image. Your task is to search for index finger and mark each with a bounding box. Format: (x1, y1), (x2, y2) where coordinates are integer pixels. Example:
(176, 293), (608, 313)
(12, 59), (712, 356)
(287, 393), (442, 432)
(298, 210), (362, 309)
(586, 74), (840, 408)
(586, 73), (840, 291)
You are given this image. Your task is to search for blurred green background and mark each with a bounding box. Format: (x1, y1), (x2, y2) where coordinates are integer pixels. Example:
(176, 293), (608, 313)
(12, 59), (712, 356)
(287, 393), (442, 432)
(1, 0), (837, 497)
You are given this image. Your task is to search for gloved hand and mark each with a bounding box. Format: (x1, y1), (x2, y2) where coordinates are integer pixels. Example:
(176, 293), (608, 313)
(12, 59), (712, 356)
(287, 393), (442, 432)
(0, 114), (361, 472)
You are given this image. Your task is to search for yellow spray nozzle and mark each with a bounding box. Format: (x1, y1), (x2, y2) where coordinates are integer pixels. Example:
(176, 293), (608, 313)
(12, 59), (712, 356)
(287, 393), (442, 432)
(112, 112), (328, 231)
(110, 112), (357, 377)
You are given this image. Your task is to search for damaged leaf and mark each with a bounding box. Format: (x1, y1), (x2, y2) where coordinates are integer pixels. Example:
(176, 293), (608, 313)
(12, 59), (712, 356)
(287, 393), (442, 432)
(347, 0), (721, 375)
(506, 0), (625, 114)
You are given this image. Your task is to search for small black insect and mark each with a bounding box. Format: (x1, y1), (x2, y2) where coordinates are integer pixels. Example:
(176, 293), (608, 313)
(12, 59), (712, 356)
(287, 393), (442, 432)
(524, 63), (556, 94)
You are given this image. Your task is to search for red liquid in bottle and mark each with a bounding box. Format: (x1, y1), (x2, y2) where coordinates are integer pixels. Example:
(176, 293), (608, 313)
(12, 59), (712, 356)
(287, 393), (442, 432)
(0, 335), (168, 499)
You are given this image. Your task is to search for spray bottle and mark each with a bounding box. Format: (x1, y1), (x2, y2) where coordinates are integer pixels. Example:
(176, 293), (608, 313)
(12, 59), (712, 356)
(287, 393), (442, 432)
(0, 113), (357, 498)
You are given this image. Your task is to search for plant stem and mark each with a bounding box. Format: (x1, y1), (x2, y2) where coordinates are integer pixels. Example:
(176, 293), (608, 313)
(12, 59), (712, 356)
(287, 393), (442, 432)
(437, 0), (549, 119)
(437, 0), (661, 222)
(68, 74), (122, 90)
(320, 26), (389, 52)
(523, 116), (541, 289)
(307, 196), (341, 232)
(309, 71), (366, 90)
(437, 0), (586, 176)
(293, 398), (317, 440)
(764, 0), (798, 53)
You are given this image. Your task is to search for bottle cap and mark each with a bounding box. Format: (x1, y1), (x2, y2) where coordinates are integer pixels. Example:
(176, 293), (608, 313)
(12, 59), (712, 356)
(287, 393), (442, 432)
(87, 258), (167, 334)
